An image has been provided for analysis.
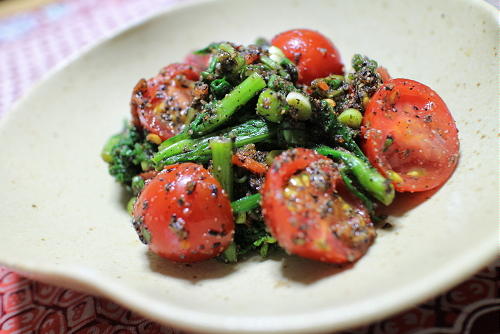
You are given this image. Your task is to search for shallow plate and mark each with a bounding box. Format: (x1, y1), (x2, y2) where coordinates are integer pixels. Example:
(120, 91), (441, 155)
(0, 0), (497, 333)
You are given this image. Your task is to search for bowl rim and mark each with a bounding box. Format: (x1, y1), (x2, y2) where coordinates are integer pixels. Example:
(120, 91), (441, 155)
(2, 238), (497, 334)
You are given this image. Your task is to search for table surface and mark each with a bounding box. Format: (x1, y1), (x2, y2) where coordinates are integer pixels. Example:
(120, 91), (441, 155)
(0, 0), (498, 333)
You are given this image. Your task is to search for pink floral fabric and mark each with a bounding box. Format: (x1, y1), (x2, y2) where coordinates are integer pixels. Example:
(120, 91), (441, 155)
(0, 1), (498, 333)
(1, 262), (498, 333)
(0, 268), (179, 333)
(0, 0), (181, 117)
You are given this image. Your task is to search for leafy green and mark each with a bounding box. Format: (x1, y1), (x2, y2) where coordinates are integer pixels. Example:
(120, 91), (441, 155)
(233, 216), (277, 258)
(105, 124), (156, 187)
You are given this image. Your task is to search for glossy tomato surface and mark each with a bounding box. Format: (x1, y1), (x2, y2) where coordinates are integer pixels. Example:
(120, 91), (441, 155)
(130, 63), (199, 141)
(261, 148), (375, 264)
(132, 163), (234, 262)
(271, 29), (343, 85)
(184, 53), (210, 73)
(362, 78), (459, 192)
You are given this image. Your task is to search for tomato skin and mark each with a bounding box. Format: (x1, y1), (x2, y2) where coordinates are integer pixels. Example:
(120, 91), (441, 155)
(271, 29), (343, 85)
(362, 79), (459, 192)
(132, 163), (234, 263)
(261, 148), (375, 264)
(376, 66), (391, 83)
(130, 63), (198, 141)
(184, 53), (210, 73)
(161, 62), (200, 81)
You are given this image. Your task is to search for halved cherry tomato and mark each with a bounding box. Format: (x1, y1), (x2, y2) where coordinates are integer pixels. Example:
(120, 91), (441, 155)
(376, 66), (391, 83)
(184, 53), (210, 74)
(130, 63), (199, 141)
(362, 79), (459, 192)
(160, 63), (200, 81)
(261, 148), (375, 264)
(132, 163), (234, 262)
(271, 29), (343, 85)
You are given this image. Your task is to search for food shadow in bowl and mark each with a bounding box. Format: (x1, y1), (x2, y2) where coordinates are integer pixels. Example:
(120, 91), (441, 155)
(146, 251), (236, 282)
(278, 253), (354, 285)
(147, 247), (353, 285)
(379, 187), (441, 219)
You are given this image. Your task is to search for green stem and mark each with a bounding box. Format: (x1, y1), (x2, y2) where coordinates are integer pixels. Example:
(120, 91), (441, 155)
(210, 137), (234, 200)
(155, 138), (196, 162)
(190, 72), (266, 136)
(231, 193), (261, 213)
(260, 55), (291, 80)
(210, 135), (237, 264)
(260, 55), (280, 70)
(315, 145), (395, 206)
(157, 131), (191, 152)
(153, 119), (275, 167)
(155, 151), (212, 168)
(339, 169), (374, 214)
(340, 170), (385, 223)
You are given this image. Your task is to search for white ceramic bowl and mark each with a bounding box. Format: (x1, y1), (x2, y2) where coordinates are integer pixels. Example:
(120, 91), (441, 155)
(0, 0), (497, 333)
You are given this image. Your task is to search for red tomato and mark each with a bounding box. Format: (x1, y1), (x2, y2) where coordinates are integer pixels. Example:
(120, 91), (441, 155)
(376, 66), (391, 83)
(271, 29), (343, 85)
(261, 148), (375, 264)
(184, 53), (210, 73)
(132, 163), (234, 262)
(130, 63), (199, 141)
(160, 63), (200, 81)
(362, 79), (459, 192)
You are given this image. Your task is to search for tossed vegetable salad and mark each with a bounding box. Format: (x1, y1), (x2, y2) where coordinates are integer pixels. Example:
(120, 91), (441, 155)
(102, 29), (459, 264)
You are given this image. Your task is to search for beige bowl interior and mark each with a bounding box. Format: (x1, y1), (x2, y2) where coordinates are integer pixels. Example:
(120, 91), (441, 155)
(0, 0), (497, 333)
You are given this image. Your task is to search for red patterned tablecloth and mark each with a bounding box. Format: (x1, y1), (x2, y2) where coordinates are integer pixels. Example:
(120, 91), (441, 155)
(0, 1), (498, 333)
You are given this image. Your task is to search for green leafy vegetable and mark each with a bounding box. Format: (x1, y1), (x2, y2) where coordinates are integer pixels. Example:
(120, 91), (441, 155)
(153, 119), (275, 168)
(103, 124), (156, 187)
(189, 72), (267, 136)
(314, 145), (395, 206)
(231, 193), (261, 213)
(210, 137), (234, 200)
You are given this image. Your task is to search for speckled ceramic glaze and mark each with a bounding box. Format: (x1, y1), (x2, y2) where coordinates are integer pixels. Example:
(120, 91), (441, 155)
(0, 0), (497, 333)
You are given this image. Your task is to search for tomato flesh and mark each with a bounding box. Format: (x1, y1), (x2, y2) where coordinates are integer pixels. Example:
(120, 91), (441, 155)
(132, 163), (234, 262)
(362, 78), (459, 192)
(130, 63), (199, 141)
(271, 29), (343, 85)
(261, 148), (375, 264)
(184, 53), (210, 73)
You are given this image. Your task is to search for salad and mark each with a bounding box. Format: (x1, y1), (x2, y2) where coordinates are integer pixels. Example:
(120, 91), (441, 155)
(102, 29), (459, 264)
